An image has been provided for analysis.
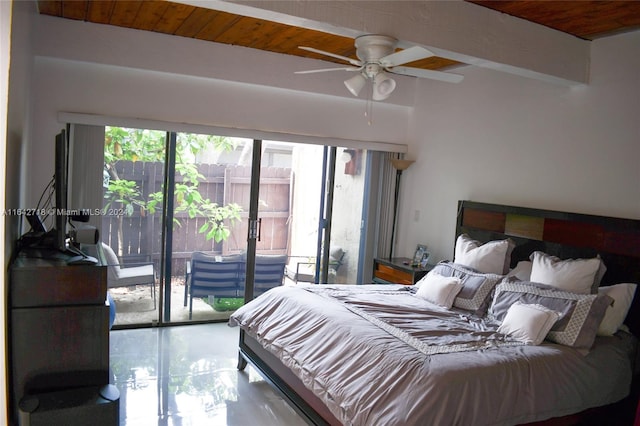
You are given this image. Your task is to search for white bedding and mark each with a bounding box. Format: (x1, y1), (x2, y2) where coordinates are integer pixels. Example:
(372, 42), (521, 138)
(229, 284), (636, 426)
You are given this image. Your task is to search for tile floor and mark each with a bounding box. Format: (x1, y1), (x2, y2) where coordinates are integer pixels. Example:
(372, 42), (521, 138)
(109, 322), (308, 425)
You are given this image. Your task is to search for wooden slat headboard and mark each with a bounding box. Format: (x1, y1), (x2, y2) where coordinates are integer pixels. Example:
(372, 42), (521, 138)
(456, 200), (640, 335)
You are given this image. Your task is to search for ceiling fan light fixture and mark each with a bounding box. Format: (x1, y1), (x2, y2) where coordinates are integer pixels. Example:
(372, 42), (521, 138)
(344, 73), (367, 97)
(372, 72), (396, 101)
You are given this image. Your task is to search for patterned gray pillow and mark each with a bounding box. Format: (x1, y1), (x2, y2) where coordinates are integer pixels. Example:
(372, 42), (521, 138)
(430, 261), (503, 316)
(489, 278), (612, 350)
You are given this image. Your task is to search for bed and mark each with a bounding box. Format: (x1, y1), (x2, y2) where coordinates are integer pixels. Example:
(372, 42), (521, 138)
(229, 201), (640, 425)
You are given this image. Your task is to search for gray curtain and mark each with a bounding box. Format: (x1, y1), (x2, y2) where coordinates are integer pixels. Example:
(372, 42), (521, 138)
(375, 152), (396, 259)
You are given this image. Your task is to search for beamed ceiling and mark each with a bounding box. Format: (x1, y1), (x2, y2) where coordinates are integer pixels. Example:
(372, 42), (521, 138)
(36, 1), (640, 74)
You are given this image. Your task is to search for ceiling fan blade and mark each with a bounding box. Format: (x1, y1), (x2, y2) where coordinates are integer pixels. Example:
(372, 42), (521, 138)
(388, 66), (464, 83)
(295, 66), (362, 75)
(299, 46), (362, 67)
(379, 46), (434, 67)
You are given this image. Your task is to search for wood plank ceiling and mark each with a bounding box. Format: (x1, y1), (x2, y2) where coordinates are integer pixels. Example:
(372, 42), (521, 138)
(37, 1), (640, 72)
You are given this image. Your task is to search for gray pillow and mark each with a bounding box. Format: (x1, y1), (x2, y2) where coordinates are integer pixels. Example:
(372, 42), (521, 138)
(430, 261), (503, 316)
(489, 278), (612, 350)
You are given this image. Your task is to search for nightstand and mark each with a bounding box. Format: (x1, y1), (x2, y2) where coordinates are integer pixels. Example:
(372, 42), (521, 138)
(372, 257), (432, 285)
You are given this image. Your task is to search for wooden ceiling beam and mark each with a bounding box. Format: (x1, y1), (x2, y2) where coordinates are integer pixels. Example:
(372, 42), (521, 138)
(188, 0), (591, 85)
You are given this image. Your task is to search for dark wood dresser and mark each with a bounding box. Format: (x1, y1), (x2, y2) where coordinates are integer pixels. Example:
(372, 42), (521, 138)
(9, 254), (112, 423)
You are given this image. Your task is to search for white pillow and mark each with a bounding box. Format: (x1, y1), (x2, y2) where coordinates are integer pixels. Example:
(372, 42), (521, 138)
(415, 273), (464, 309)
(497, 302), (560, 345)
(505, 260), (533, 281)
(597, 283), (637, 336)
(529, 251), (603, 295)
(454, 234), (514, 275)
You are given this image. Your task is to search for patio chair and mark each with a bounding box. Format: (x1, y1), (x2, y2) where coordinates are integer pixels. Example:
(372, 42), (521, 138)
(252, 254), (288, 297)
(287, 246), (346, 284)
(186, 252), (246, 319)
(183, 252), (247, 306)
(101, 242), (156, 308)
(184, 252), (286, 318)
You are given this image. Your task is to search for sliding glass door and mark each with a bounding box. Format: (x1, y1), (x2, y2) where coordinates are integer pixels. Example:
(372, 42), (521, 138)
(89, 124), (369, 328)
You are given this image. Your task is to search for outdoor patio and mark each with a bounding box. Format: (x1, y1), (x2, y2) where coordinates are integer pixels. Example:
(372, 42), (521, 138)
(111, 277), (229, 326)
(110, 275), (298, 327)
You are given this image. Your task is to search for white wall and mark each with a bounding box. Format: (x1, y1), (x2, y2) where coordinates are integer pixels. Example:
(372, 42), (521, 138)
(399, 30), (640, 264)
(4, 1), (38, 423)
(0, 2), (11, 423)
(26, 14), (414, 209)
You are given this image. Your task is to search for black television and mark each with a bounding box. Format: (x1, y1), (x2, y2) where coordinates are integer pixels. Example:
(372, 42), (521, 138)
(52, 127), (98, 264)
(17, 128), (97, 264)
(54, 128), (69, 252)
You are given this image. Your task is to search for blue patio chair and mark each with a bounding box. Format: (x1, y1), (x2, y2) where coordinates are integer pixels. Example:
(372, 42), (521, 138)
(252, 254), (288, 297)
(184, 252), (287, 318)
(186, 252), (245, 319)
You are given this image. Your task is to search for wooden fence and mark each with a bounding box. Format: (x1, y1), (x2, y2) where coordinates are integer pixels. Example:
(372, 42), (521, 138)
(102, 160), (291, 276)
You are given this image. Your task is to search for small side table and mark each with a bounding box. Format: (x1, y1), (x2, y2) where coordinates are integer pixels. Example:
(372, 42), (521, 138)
(372, 257), (432, 285)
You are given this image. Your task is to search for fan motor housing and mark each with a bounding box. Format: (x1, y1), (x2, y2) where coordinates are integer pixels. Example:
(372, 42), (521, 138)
(355, 35), (398, 62)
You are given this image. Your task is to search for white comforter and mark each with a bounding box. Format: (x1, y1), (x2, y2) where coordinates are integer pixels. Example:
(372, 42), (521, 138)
(229, 285), (635, 426)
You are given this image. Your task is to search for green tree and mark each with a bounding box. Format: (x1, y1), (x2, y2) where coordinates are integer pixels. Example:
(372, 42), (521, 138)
(104, 127), (243, 253)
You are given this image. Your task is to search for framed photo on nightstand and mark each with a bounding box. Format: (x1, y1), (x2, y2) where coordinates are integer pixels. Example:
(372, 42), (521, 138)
(411, 244), (429, 267)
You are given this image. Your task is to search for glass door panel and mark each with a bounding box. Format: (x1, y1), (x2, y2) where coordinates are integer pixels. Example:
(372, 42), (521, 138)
(256, 142), (363, 287)
(327, 148), (366, 284)
(259, 142), (323, 286)
(102, 126), (167, 328)
(167, 134), (253, 324)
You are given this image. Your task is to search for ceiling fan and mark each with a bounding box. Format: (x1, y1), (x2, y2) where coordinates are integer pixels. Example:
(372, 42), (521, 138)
(296, 35), (464, 101)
